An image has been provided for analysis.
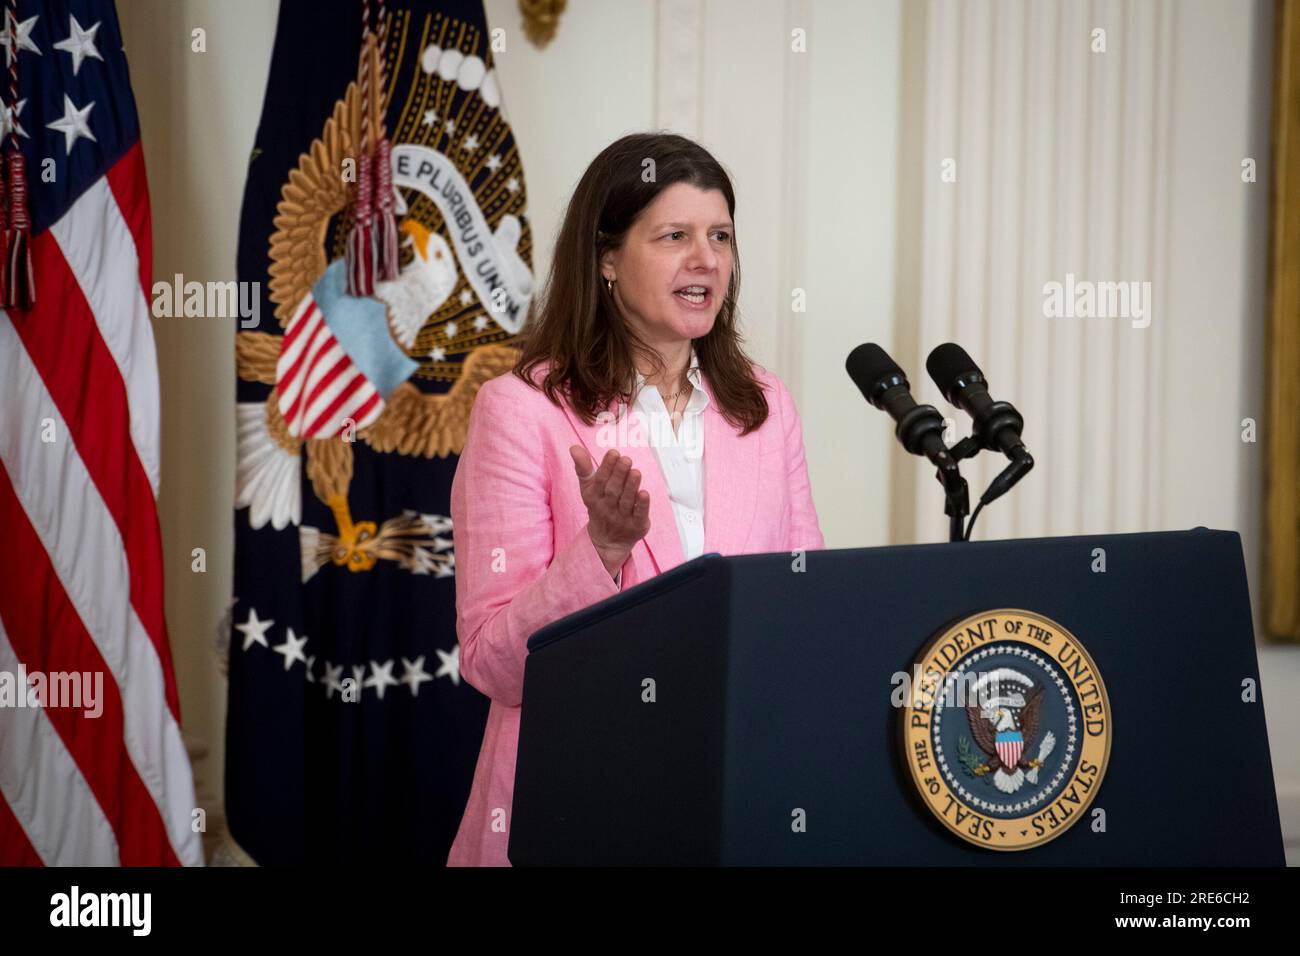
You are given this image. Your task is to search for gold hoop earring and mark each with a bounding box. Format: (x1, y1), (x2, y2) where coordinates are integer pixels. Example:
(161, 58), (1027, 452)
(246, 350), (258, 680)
(606, 278), (614, 294)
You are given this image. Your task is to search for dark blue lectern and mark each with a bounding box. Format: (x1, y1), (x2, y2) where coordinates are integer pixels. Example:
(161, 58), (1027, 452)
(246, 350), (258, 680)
(508, 529), (1285, 865)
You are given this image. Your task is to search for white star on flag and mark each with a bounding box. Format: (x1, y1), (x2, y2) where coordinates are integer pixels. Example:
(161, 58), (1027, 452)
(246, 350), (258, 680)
(272, 627), (309, 671)
(435, 646), (461, 686)
(0, 15), (40, 67)
(364, 660), (400, 700)
(236, 607), (274, 651)
(322, 662), (345, 699)
(52, 15), (103, 75)
(0, 98), (27, 140)
(400, 657), (434, 697)
(46, 94), (97, 153)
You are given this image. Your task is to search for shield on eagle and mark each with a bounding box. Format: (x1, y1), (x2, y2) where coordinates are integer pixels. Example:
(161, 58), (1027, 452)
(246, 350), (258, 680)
(995, 731), (1024, 770)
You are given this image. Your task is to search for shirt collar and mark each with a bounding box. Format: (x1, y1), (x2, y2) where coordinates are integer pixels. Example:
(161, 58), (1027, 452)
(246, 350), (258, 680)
(635, 346), (704, 387)
(633, 346), (709, 410)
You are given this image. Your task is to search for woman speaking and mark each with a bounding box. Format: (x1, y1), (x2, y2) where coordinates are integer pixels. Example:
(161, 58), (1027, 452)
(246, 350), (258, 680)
(446, 132), (824, 866)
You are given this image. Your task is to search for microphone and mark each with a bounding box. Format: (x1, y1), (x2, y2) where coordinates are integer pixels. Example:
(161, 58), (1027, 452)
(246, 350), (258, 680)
(847, 343), (969, 540)
(925, 343), (1033, 505)
(846, 343), (954, 472)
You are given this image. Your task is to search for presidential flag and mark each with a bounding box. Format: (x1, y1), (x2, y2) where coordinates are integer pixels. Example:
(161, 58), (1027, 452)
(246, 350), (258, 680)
(228, 0), (533, 864)
(0, 0), (201, 866)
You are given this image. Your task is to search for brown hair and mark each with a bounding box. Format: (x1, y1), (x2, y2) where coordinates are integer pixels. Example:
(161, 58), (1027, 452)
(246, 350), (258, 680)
(514, 131), (769, 435)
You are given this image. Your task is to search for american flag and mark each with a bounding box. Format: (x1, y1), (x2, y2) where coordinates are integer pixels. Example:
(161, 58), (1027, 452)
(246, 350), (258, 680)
(0, 0), (201, 865)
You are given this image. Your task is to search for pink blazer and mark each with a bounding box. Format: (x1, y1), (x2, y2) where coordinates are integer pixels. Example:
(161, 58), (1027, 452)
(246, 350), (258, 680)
(446, 360), (824, 866)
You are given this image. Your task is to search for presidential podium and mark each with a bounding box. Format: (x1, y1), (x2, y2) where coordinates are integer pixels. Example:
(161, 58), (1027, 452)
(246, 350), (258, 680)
(507, 529), (1285, 866)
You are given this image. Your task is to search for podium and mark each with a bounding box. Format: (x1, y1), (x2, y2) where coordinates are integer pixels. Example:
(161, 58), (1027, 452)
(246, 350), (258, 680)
(508, 529), (1285, 865)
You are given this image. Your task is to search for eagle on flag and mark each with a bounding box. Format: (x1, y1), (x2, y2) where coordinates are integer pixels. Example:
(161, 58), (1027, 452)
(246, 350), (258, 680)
(232, 51), (522, 582)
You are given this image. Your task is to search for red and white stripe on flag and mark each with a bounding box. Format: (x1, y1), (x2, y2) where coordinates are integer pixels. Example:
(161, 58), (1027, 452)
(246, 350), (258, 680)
(0, 142), (203, 866)
(276, 293), (384, 439)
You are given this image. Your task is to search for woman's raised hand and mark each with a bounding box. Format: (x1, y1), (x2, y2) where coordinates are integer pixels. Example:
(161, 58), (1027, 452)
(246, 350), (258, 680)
(569, 445), (651, 577)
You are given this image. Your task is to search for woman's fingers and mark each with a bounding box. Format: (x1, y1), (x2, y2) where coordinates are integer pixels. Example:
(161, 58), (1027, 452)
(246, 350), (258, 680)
(617, 468), (641, 513)
(569, 444), (595, 480)
(633, 493), (650, 535)
(593, 448), (620, 485)
(571, 445), (619, 494)
(571, 446), (649, 541)
(602, 456), (632, 504)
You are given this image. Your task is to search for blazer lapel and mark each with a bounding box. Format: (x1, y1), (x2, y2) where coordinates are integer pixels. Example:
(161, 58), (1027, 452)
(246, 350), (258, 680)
(700, 369), (760, 556)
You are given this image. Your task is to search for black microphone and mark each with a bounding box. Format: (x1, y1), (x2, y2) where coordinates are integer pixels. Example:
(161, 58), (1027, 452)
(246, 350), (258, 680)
(926, 343), (1033, 505)
(846, 343), (954, 473)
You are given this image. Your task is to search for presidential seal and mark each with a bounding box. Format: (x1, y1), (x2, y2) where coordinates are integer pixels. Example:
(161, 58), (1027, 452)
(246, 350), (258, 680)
(900, 609), (1112, 851)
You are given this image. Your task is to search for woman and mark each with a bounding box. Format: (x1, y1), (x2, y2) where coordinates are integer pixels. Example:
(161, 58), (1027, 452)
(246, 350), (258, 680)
(447, 131), (824, 866)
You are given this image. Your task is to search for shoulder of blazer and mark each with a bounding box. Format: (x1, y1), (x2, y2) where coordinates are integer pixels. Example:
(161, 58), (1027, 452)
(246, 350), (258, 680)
(471, 366), (558, 422)
(747, 362), (789, 430)
(748, 361), (784, 396)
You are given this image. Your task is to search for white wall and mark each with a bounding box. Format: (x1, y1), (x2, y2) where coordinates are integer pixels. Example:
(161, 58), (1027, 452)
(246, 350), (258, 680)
(803, 0), (901, 549)
(119, 0), (1295, 862)
(119, 0), (278, 857)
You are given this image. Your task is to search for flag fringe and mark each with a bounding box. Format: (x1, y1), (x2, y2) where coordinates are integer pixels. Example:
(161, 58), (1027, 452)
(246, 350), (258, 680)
(2, 151), (34, 309)
(374, 140), (398, 282)
(345, 150), (376, 296)
(344, 25), (400, 295)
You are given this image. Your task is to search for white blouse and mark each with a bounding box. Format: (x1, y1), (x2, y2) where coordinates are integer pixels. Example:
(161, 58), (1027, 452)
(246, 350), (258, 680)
(612, 347), (710, 588)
